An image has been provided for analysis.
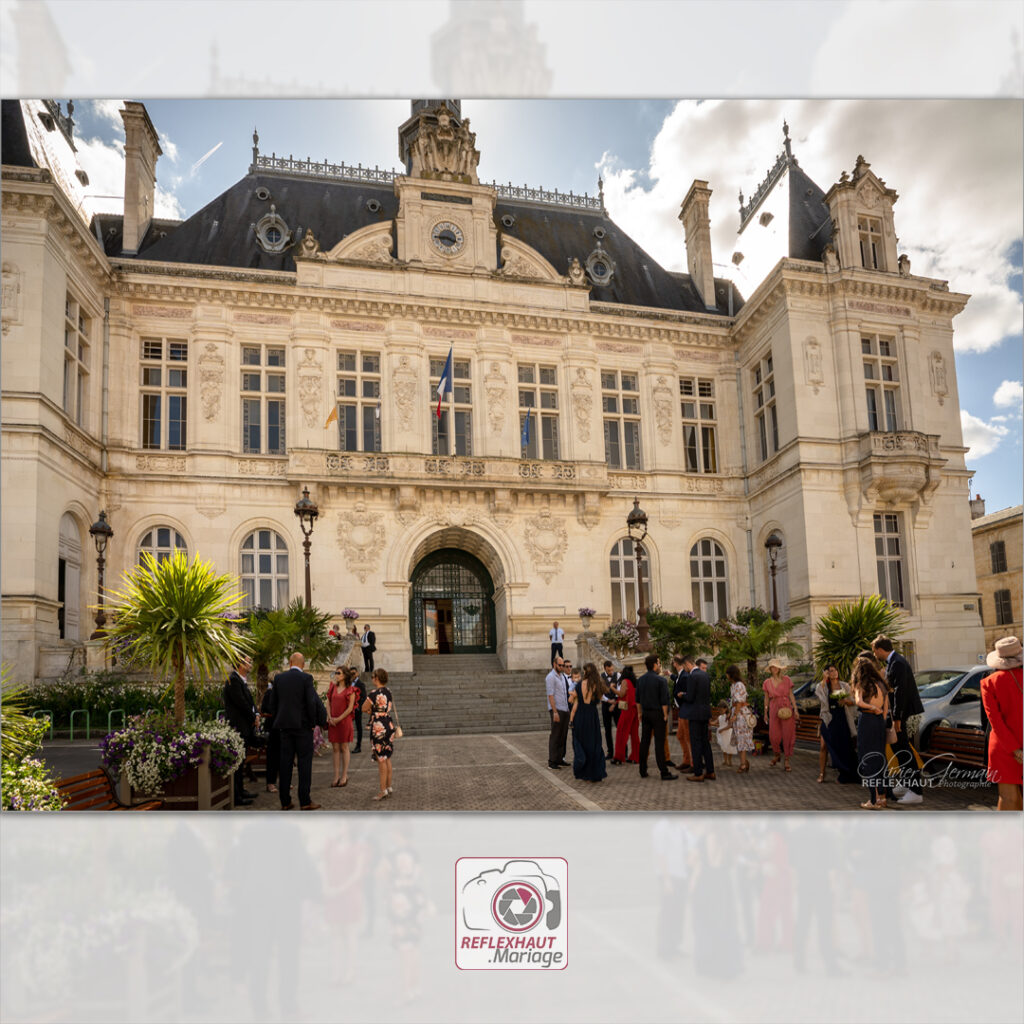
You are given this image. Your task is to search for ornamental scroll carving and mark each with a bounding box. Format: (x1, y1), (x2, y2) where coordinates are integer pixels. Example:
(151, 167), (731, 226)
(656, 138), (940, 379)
(652, 375), (674, 446)
(350, 234), (394, 264)
(499, 246), (538, 279)
(484, 362), (508, 434)
(392, 356), (418, 431)
(198, 343), (225, 422)
(297, 348), (323, 428)
(523, 508), (567, 583)
(340, 502), (385, 584)
(804, 336), (824, 395)
(570, 368), (593, 443)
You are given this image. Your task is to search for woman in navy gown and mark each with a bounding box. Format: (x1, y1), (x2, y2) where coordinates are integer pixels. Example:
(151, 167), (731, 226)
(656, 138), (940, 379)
(819, 663), (859, 783)
(570, 663), (608, 782)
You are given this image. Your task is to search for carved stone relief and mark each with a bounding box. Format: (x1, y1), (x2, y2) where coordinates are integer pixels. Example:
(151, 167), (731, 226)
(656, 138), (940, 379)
(804, 336), (824, 395)
(567, 257), (587, 287)
(570, 368), (593, 443)
(929, 351), (948, 405)
(136, 455), (187, 473)
(297, 348), (323, 428)
(349, 233), (394, 264)
(392, 355), (418, 431)
(483, 362), (508, 435)
(198, 343), (225, 422)
(407, 105), (480, 184)
(1, 261), (22, 334)
(652, 375), (674, 446)
(499, 246), (538, 279)
(339, 502), (385, 583)
(295, 228), (322, 260)
(522, 509), (567, 583)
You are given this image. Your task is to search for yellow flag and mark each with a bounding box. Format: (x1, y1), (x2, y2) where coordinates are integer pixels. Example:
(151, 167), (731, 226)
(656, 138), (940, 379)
(324, 405), (338, 429)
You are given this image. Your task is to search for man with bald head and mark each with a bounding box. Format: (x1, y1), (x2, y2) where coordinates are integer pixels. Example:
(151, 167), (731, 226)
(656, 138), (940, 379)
(268, 651), (323, 810)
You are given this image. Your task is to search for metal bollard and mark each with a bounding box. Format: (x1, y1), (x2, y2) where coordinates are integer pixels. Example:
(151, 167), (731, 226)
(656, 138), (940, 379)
(70, 709), (91, 741)
(107, 709), (126, 732)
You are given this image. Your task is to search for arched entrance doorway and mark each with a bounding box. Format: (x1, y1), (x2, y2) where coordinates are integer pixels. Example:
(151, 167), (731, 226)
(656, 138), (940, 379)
(410, 548), (496, 654)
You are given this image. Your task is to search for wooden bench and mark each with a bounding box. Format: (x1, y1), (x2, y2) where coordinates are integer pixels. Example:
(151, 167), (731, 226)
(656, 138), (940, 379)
(796, 715), (822, 744)
(922, 726), (987, 771)
(56, 769), (163, 811)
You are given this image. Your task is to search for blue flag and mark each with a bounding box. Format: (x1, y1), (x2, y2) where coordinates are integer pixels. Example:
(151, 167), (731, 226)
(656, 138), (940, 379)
(521, 405), (532, 448)
(436, 345), (453, 419)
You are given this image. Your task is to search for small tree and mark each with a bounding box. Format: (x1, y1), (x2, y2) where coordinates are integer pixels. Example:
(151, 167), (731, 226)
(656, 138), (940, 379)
(813, 595), (906, 681)
(646, 606), (713, 665)
(102, 552), (251, 726)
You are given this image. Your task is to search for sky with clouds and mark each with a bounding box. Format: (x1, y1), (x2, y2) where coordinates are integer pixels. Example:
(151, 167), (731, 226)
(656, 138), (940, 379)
(65, 96), (1023, 513)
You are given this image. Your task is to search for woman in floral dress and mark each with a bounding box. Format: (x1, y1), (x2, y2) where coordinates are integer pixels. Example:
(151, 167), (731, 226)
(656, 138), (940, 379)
(362, 667), (396, 801)
(727, 664), (755, 772)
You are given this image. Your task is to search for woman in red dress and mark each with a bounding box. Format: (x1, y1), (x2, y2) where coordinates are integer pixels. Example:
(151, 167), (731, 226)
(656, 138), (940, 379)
(764, 658), (799, 771)
(611, 665), (640, 764)
(327, 666), (358, 787)
(981, 636), (1023, 811)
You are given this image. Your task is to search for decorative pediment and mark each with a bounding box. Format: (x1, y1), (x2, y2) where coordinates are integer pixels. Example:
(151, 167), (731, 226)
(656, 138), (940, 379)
(326, 221), (396, 265)
(496, 235), (562, 282)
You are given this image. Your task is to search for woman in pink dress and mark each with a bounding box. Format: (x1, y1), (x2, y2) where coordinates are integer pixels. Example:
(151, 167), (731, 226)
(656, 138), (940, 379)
(763, 658), (799, 771)
(327, 666), (358, 787)
(981, 636), (1023, 811)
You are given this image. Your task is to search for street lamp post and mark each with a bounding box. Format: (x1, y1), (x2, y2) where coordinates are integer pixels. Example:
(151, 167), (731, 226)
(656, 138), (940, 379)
(293, 486), (319, 608)
(765, 532), (783, 621)
(88, 510), (114, 639)
(626, 497), (652, 653)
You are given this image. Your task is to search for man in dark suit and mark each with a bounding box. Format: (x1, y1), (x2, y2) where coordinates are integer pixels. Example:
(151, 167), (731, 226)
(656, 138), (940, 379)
(677, 655), (715, 781)
(361, 624), (376, 674)
(600, 660), (621, 759)
(223, 654), (260, 805)
(872, 635), (924, 804)
(636, 653), (677, 780)
(669, 654), (694, 772)
(268, 651), (323, 810)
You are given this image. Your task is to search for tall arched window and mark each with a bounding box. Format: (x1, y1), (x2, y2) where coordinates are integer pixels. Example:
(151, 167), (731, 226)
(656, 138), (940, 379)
(609, 537), (651, 622)
(240, 529), (289, 610)
(138, 526), (188, 564)
(690, 538), (728, 622)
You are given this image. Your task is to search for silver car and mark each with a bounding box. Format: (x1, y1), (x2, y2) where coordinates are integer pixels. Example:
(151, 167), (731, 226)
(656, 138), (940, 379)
(914, 666), (992, 748)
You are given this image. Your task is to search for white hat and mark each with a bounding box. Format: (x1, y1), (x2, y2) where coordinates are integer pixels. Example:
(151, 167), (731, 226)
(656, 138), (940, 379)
(986, 636), (1023, 670)
(767, 658), (785, 672)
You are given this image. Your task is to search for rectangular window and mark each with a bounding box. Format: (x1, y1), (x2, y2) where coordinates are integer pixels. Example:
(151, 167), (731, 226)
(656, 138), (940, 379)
(990, 540), (1008, 574)
(239, 345), (284, 454)
(752, 353), (777, 462)
(602, 369), (642, 470)
(994, 589), (1013, 626)
(873, 512), (906, 609)
(863, 334), (900, 432)
(858, 216), (885, 270)
(680, 376), (717, 473)
(335, 348), (381, 452)
(140, 335), (187, 450)
(63, 294), (91, 427)
(517, 362), (560, 460)
(430, 354), (471, 456)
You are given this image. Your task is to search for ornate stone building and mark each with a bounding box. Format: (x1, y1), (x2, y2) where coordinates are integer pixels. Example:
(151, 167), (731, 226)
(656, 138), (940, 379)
(1, 99), (985, 681)
(971, 499), (1023, 652)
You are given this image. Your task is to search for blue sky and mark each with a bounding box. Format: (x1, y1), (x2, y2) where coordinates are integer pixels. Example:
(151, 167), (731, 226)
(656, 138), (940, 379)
(70, 97), (1023, 514)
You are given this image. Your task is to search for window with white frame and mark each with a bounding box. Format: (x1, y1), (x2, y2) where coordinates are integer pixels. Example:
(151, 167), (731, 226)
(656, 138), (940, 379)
(63, 294), (90, 427)
(862, 334), (900, 432)
(873, 512), (906, 608)
(518, 363), (560, 459)
(140, 338), (188, 450)
(858, 215), (885, 270)
(335, 350), (381, 452)
(609, 537), (650, 623)
(138, 526), (188, 564)
(241, 345), (286, 454)
(430, 356), (472, 455)
(680, 377), (718, 473)
(240, 529), (289, 610)
(602, 370), (642, 470)
(690, 538), (728, 622)
(752, 353), (778, 462)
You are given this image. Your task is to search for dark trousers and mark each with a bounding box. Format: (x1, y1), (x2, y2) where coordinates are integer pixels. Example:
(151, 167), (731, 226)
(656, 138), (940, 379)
(550, 642), (563, 665)
(264, 728), (280, 785)
(890, 724), (922, 794)
(548, 709), (569, 766)
(639, 710), (668, 776)
(600, 701), (616, 756)
(278, 728), (313, 807)
(353, 708), (363, 749)
(362, 648), (374, 672)
(689, 718), (715, 776)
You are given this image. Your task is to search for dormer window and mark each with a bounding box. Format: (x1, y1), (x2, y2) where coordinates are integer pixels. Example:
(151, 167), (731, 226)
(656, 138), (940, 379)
(858, 215), (884, 270)
(254, 205), (291, 253)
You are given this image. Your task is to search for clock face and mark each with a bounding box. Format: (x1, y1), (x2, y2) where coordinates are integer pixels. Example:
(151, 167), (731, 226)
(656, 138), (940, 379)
(430, 220), (465, 256)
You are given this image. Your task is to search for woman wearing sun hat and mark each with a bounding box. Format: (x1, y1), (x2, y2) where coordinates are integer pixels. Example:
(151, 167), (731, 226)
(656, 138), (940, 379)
(763, 658), (799, 771)
(981, 636), (1023, 811)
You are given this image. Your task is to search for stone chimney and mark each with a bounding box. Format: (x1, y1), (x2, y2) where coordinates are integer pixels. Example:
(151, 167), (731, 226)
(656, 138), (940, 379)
(969, 494), (986, 520)
(120, 102), (162, 255)
(679, 180), (717, 310)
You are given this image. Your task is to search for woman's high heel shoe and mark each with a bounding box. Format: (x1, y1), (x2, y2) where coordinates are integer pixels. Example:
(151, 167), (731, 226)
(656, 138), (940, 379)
(769, 755), (780, 767)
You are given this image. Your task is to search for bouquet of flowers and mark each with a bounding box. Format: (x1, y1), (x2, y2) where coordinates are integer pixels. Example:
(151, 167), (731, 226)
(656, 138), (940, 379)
(831, 688), (850, 702)
(578, 607), (597, 618)
(341, 608), (359, 620)
(601, 619), (641, 654)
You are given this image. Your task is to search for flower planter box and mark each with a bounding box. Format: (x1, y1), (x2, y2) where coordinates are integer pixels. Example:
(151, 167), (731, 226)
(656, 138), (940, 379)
(119, 743), (233, 811)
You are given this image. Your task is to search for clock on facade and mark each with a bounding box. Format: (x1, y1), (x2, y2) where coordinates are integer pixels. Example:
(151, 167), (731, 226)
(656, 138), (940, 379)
(430, 220), (465, 256)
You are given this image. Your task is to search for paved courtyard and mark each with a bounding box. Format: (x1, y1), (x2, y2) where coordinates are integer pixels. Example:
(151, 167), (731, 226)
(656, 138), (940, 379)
(44, 732), (996, 812)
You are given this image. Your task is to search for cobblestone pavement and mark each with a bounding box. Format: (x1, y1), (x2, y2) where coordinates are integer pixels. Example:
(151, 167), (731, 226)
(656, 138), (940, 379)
(233, 731), (997, 813)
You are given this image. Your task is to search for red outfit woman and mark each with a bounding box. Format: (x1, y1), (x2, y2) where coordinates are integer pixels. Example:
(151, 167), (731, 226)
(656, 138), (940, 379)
(765, 674), (797, 758)
(982, 666), (1023, 786)
(613, 678), (640, 763)
(327, 682), (358, 745)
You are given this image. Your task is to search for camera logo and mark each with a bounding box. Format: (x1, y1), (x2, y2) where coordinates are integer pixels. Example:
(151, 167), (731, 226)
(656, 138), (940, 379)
(455, 858), (567, 970)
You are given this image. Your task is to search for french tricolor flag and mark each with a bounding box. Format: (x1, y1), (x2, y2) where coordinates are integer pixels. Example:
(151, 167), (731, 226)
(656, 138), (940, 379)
(436, 345), (453, 419)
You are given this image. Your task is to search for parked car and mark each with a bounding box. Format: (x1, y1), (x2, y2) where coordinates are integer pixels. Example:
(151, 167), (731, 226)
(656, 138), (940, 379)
(915, 666), (992, 748)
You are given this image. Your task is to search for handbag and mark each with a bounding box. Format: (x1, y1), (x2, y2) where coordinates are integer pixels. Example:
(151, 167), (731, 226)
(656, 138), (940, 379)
(617, 700), (628, 711)
(744, 710), (757, 729)
(392, 698), (404, 739)
(777, 706), (793, 720)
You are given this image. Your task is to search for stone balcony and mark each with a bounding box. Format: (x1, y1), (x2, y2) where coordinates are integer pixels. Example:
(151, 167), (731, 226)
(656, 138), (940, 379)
(855, 429), (946, 513)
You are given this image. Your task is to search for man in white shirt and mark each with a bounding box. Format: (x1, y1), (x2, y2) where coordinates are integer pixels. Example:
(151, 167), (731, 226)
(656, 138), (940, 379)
(549, 621), (565, 665)
(545, 655), (572, 770)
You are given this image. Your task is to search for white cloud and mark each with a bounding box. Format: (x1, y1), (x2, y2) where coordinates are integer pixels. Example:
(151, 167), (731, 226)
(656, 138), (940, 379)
(993, 379), (1024, 410)
(961, 410), (1010, 459)
(86, 99), (126, 129)
(159, 132), (179, 164)
(599, 99), (1023, 355)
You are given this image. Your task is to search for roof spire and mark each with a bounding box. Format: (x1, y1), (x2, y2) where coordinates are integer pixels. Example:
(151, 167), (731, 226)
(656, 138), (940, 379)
(783, 119), (792, 160)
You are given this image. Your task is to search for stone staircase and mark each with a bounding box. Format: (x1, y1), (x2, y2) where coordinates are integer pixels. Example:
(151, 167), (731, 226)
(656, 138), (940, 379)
(359, 654), (549, 736)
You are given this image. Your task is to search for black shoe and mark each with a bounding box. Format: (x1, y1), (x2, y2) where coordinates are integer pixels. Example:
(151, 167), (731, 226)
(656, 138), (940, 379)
(666, 760), (676, 767)
(639, 771), (649, 778)
(352, 746), (361, 753)
(547, 763), (562, 770)
(242, 790), (258, 800)
(558, 760), (570, 767)
(660, 773), (679, 780)
(236, 797), (255, 806)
